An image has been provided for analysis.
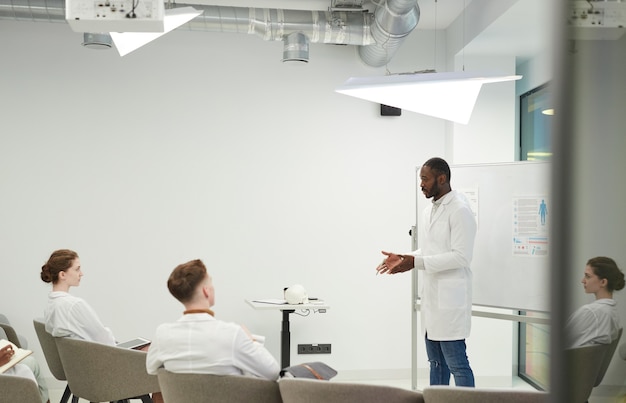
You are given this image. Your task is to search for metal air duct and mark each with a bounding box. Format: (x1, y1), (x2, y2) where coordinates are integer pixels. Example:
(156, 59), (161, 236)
(283, 31), (310, 64)
(0, 0), (419, 67)
(82, 32), (113, 49)
(359, 0), (420, 67)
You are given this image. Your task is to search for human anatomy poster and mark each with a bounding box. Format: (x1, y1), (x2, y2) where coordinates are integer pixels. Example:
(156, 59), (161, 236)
(512, 196), (549, 256)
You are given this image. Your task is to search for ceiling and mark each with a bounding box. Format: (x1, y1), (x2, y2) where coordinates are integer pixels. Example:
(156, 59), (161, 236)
(186, 0), (550, 64)
(459, 0), (553, 64)
(186, 0), (470, 30)
(0, 0), (551, 65)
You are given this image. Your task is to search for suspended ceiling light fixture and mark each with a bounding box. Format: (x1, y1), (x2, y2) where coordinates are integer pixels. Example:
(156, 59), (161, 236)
(336, 0), (522, 124)
(335, 71), (522, 124)
(110, 7), (203, 57)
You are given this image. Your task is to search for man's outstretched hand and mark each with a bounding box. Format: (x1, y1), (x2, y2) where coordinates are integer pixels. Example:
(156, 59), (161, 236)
(376, 251), (413, 274)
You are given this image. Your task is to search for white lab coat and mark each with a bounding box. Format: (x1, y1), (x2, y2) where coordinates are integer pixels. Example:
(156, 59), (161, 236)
(146, 313), (280, 380)
(44, 291), (116, 346)
(565, 298), (620, 348)
(410, 190), (477, 341)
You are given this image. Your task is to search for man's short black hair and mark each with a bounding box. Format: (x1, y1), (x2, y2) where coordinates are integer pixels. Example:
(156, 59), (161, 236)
(423, 157), (451, 183)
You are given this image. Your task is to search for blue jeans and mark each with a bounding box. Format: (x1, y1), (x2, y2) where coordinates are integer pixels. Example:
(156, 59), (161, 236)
(425, 334), (475, 387)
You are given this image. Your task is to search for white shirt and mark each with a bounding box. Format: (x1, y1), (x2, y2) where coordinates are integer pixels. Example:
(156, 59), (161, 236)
(410, 190), (477, 340)
(565, 298), (620, 348)
(44, 291), (116, 346)
(146, 313), (280, 380)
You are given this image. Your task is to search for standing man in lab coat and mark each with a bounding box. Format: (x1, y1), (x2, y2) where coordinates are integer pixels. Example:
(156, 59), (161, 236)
(377, 157), (477, 387)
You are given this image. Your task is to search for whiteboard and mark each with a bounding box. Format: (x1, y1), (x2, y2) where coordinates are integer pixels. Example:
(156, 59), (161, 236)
(416, 161), (550, 312)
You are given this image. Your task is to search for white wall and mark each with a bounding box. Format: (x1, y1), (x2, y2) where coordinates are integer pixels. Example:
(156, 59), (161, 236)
(0, 1), (553, 390)
(451, 55), (518, 164)
(0, 19), (442, 382)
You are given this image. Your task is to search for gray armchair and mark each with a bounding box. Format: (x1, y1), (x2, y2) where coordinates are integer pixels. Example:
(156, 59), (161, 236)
(0, 373), (42, 403)
(0, 314), (27, 348)
(422, 386), (548, 403)
(565, 343), (611, 403)
(33, 319), (75, 403)
(595, 327), (623, 387)
(156, 368), (282, 403)
(278, 378), (425, 403)
(55, 337), (159, 403)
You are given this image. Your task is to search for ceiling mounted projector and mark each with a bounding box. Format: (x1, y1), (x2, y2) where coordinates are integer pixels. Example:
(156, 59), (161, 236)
(569, 0), (626, 40)
(66, 0), (165, 33)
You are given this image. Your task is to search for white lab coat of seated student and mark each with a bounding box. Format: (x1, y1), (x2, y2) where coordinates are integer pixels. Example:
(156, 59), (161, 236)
(44, 291), (116, 346)
(146, 312), (280, 380)
(565, 298), (620, 348)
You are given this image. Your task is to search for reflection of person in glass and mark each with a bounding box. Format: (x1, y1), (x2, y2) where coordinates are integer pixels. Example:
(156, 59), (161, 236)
(565, 256), (624, 348)
(538, 199), (547, 225)
(376, 157), (477, 387)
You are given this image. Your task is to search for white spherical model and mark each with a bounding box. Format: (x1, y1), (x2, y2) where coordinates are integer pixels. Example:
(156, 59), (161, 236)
(284, 284), (309, 304)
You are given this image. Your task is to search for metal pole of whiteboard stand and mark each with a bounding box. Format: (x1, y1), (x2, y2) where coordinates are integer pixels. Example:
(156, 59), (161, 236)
(410, 225), (419, 391)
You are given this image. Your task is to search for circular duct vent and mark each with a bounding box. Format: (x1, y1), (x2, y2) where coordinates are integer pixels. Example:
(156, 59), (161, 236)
(282, 32), (309, 64)
(82, 33), (113, 50)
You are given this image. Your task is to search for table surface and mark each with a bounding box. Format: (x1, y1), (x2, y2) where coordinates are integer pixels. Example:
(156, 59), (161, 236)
(245, 299), (330, 310)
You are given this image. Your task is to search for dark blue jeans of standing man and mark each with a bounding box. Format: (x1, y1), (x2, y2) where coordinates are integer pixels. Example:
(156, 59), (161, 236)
(425, 334), (475, 387)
